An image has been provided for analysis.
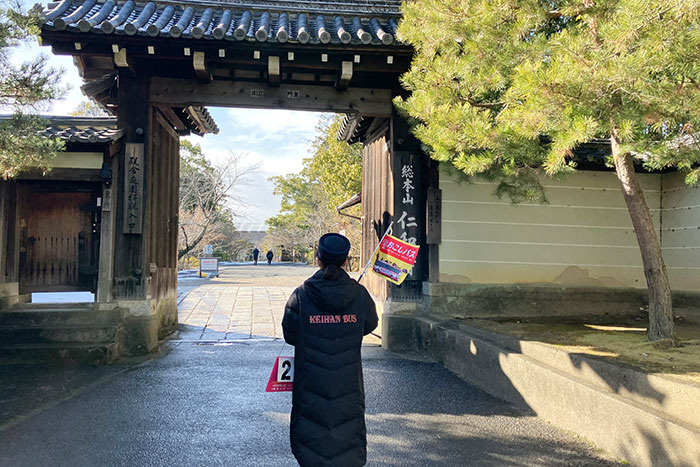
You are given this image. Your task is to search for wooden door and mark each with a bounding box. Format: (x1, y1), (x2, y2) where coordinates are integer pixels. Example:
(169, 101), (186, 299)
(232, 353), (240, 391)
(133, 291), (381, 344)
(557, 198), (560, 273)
(18, 187), (99, 293)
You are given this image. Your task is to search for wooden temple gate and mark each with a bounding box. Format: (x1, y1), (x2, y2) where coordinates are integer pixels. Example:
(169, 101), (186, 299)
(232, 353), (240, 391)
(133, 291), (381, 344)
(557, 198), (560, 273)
(24, 0), (437, 354)
(18, 183), (100, 294)
(0, 116), (126, 305)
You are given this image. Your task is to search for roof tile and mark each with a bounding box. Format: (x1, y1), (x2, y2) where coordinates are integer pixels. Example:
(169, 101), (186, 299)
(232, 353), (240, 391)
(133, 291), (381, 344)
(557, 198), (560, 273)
(43, 0), (404, 46)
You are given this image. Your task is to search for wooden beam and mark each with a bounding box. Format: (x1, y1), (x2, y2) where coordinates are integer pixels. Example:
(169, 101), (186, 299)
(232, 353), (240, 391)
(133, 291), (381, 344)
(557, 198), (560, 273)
(339, 113), (361, 142)
(155, 105), (188, 132)
(108, 139), (123, 158)
(193, 51), (211, 83)
(154, 109), (181, 140)
(184, 106), (207, 135)
(150, 77), (392, 116)
(73, 55), (87, 78)
(81, 72), (117, 99)
(114, 47), (130, 68)
(268, 56), (280, 87)
(336, 61), (353, 91)
(15, 168), (102, 182)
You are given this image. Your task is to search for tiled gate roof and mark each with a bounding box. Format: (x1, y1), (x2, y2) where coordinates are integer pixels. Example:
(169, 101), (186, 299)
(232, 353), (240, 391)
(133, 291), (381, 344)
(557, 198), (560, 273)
(43, 0), (403, 46)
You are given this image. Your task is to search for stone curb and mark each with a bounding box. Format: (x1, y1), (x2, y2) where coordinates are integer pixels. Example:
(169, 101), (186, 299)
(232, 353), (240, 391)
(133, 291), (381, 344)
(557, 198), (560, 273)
(383, 313), (700, 467)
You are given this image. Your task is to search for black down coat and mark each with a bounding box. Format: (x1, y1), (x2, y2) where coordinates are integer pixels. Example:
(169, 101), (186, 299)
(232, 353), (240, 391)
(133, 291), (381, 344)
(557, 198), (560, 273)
(282, 268), (378, 467)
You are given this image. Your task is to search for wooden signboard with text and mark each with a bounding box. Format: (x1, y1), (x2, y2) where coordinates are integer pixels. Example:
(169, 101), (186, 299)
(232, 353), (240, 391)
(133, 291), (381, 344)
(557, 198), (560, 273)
(123, 143), (144, 234)
(426, 187), (442, 245)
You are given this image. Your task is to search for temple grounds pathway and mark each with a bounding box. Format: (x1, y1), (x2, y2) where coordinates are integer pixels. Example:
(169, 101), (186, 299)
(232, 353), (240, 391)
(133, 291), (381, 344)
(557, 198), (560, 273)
(176, 263), (381, 345)
(0, 263), (622, 466)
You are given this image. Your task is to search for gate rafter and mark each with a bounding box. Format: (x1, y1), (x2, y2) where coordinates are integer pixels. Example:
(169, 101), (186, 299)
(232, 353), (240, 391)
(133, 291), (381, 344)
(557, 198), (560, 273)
(41, 0), (413, 117)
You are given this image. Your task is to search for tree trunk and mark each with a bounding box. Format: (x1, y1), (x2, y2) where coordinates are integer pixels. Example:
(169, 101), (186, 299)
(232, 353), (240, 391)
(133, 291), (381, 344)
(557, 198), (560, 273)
(610, 129), (676, 341)
(177, 218), (212, 260)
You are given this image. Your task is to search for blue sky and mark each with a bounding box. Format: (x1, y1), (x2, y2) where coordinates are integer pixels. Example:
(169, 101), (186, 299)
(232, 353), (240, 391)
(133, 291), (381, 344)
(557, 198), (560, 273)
(13, 30), (325, 229)
(183, 107), (329, 230)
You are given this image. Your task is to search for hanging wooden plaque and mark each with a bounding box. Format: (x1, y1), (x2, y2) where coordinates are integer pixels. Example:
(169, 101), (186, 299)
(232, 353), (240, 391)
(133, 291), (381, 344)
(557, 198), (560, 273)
(123, 143), (144, 234)
(426, 187), (442, 245)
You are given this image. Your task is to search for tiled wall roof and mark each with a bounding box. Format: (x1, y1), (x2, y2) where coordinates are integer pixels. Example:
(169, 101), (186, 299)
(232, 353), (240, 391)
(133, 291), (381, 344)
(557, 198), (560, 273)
(0, 115), (122, 144)
(37, 116), (125, 143)
(43, 0), (402, 46)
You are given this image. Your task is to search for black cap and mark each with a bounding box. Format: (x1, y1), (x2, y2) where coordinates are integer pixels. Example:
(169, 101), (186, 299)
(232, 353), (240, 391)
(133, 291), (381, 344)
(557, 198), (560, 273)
(318, 233), (351, 266)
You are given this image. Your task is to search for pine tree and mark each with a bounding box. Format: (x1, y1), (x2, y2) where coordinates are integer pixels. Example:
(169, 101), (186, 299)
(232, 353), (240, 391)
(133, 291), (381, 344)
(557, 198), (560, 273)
(0, 1), (64, 177)
(397, 0), (700, 341)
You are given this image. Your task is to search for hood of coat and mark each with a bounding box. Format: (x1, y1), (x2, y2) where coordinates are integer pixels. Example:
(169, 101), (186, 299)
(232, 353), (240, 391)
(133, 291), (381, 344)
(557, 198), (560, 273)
(303, 269), (361, 313)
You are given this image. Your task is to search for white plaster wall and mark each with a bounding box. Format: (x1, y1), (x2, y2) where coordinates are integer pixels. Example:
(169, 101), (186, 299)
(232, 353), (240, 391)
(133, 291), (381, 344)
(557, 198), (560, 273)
(439, 169), (661, 289)
(50, 152), (103, 169)
(660, 172), (700, 291)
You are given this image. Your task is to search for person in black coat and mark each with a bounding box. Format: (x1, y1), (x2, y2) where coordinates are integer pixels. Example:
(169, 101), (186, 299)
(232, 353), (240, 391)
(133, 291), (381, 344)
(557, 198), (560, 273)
(252, 247), (259, 265)
(282, 233), (378, 467)
(266, 250), (274, 265)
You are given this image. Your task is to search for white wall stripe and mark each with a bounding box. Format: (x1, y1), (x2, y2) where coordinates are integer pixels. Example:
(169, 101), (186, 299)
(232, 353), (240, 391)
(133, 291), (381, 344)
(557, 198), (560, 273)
(443, 220), (634, 230)
(441, 259), (641, 268)
(441, 259), (700, 271)
(661, 225), (700, 232)
(443, 199), (634, 211)
(440, 179), (662, 193)
(662, 185), (700, 194)
(661, 204), (700, 212)
(443, 239), (639, 249)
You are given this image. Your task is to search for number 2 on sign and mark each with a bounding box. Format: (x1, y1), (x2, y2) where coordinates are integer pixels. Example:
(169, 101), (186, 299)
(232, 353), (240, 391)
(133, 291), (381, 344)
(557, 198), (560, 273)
(277, 357), (294, 383)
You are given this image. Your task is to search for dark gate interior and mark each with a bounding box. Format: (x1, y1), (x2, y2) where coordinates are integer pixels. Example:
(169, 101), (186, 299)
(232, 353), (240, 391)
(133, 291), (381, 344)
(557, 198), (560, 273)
(18, 182), (101, 294)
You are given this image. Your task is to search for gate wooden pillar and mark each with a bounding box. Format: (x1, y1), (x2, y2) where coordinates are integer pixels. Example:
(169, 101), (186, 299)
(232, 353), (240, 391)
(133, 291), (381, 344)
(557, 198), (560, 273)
(0, 181), (21, 308)
(388, 109), (433, 299)
(97, 156), (118, 303)
(109, 65), (166, 354)
(114, 67), (151, 299)
(374, 109), (440, 351)
(359, 108), (438, 318)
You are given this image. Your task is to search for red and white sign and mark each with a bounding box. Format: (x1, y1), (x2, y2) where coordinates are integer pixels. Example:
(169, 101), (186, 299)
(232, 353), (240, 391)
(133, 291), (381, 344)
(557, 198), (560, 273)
(200, 257), (218, 271)
(379, 235), (419, 263)
(266, 356), (294, 392)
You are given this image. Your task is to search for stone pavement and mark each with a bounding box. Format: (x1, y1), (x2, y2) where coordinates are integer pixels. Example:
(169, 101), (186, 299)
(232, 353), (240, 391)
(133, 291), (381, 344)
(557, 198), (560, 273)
(175, 263), (381, 345)
(178, 284), (292, 341)
(0, 264), (622, 466)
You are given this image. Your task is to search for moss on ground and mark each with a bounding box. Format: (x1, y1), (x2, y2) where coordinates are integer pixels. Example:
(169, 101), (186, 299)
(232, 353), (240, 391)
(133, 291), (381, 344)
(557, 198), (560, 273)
(459, 318), (700, 385)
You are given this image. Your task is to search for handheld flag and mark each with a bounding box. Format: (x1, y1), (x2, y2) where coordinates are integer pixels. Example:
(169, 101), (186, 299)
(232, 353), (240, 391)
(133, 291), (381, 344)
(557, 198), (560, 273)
(358, 221), (393, 283)
(371, 235), (420, 285)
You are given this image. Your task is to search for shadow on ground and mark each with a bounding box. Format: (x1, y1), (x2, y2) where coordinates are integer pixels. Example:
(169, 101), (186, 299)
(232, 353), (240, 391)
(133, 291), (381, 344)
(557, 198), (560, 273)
(0, 342), (620, 467)
(413, 315), (700, 466)
(361, 350), (621, 466)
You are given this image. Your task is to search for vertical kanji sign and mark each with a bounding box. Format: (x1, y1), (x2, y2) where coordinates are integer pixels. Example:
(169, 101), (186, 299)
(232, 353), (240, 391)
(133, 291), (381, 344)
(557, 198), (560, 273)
(397, 161), (418, 245)
(392, 151), (423, 283)
(123, 143), (144, 234)
(371, 235), (420, 285)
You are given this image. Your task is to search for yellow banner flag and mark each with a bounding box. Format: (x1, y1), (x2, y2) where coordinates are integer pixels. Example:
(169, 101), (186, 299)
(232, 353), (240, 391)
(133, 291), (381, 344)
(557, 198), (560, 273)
(371, 235), (420, 285)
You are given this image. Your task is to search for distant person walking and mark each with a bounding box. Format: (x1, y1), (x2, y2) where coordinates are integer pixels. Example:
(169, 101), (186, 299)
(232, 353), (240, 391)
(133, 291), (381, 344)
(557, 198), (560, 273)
(266, 250), (273, 265)
(252, 247), (259, 265)
(282, 233), (378, 467)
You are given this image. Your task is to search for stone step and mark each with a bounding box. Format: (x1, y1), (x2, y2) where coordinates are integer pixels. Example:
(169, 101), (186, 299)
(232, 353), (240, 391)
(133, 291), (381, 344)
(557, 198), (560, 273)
(0, 342), (119, 365)
(0, 324), (121, 345)
(0, 308), (121, 327)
